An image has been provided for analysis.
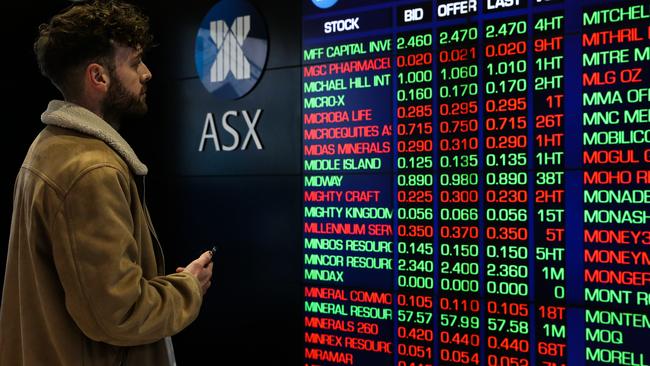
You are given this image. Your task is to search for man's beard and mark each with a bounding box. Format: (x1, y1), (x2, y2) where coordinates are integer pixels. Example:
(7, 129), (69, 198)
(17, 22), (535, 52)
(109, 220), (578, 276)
(101, 75), (147, 128)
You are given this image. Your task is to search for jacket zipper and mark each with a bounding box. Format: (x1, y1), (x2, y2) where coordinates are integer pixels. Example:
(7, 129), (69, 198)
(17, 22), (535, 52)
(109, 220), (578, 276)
(140, 175), (166, 275)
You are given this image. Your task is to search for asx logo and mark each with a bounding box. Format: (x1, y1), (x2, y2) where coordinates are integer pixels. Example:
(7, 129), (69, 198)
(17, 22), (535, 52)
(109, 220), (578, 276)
(195, 0), (268, 99)
(210, 15), (251, 82)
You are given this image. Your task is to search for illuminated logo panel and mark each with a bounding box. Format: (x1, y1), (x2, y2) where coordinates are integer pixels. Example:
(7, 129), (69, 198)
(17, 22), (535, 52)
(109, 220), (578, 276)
(195, 0), (268, 99)
(312, 0), (338, 8)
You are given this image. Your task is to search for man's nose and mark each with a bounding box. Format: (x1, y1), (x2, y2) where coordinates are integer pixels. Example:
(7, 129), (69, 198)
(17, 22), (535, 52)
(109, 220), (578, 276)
(141, 63), (152, 82)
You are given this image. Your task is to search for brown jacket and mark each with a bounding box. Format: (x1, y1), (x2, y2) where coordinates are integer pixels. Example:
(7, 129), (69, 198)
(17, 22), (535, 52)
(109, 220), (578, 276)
(0, 100), (202, 365)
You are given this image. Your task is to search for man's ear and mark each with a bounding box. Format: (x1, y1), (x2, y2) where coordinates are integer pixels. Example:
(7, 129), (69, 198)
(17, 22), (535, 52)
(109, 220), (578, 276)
(86, 63), (110, 93)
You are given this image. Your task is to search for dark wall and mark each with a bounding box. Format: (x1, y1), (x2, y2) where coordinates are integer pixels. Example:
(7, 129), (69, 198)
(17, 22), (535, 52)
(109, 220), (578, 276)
(2, 1), (66, 290)
(2, 1), (302, 364)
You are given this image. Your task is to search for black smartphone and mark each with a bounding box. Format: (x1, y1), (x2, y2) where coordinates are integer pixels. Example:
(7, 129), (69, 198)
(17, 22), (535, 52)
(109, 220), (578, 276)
(201, 246), (217, 268)
(209, 245), (218, 260)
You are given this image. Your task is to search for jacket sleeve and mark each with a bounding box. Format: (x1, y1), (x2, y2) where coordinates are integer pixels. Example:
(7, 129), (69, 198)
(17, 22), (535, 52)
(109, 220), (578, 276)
(50, 164), (203, 346)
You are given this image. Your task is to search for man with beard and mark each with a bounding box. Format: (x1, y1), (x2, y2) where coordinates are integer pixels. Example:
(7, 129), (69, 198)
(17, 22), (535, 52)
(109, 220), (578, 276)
(0, 1), (212, 365)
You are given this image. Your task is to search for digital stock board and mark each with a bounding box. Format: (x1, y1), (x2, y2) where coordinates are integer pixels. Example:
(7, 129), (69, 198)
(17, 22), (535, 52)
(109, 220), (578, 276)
(302, 0), (649, 366)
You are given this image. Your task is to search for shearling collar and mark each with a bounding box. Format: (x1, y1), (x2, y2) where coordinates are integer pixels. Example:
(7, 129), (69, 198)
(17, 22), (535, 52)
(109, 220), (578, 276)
(41, 100), (148, 176)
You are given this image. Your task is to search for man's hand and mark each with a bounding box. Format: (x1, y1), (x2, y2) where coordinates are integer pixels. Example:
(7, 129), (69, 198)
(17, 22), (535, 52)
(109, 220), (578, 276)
(176, 251), (213, 295)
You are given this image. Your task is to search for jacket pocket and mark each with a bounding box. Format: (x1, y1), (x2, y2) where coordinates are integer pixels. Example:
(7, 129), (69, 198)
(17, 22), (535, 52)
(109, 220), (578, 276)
(82, 338), (127, 366)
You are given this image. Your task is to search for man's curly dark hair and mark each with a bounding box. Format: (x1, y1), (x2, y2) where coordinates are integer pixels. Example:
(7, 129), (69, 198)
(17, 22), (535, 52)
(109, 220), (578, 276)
(34, 0), (153, 97)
